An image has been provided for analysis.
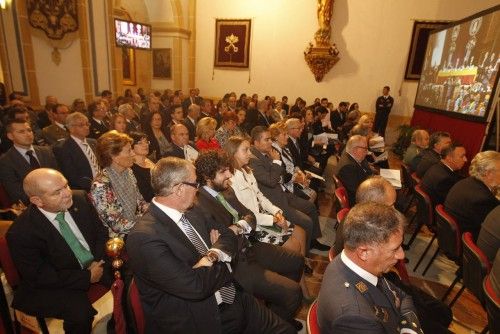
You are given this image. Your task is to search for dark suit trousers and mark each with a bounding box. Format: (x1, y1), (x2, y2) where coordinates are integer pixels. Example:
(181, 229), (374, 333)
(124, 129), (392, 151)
(234, 242), (303, 323)
(31, 288), (96, 334)
(285, 192), (321, 241)
(220, 291), (295, 334)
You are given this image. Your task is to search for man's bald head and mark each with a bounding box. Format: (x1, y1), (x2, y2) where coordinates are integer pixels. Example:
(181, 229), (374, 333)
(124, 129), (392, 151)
(170, 123), (190, 147)
(356, 176), (396, 206)
(23, 168), (73, 212)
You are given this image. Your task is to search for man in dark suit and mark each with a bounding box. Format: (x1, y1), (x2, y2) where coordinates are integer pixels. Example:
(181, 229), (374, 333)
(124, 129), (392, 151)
(249, 126), (328, 252)
(165, 124), (199, 161)
(477, 206), (500, 263)
(330, 102), (348, 132)
(412, 131), (451, 177)
(373, 86), (394, 137)
(126, 157), (294, 334)
(194, 151), (304, 330)
(181, 88), (200, 112)
(0, 120), (59, 204)
(53, 112), (99, 192)
(183, 103), (200, 141)
(256, 100), (273, 127)
(6, 169), (109, 334)
(335, 135), (374, 206)
(318, 203), (423, 334)
(421, 143), (466, 205)
(87, 101), (109, 139)
(445, 151), (499, 240)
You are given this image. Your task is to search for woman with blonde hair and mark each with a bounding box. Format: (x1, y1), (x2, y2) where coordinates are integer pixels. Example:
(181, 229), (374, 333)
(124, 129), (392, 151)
(90, 130), (148, 238)
(269, 122), (317, 202)
(195, 116), (221, 151)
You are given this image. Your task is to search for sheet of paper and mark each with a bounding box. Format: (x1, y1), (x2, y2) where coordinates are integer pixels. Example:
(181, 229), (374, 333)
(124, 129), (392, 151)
(380, 168), (402, 189)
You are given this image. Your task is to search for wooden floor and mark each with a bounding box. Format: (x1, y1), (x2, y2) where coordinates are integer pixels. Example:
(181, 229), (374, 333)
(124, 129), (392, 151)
(297, 152), (489, 334)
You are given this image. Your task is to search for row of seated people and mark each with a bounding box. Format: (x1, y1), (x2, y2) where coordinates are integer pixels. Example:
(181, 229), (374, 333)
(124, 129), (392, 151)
(336, 127), (499, 244)
(2, 113), (346, 332)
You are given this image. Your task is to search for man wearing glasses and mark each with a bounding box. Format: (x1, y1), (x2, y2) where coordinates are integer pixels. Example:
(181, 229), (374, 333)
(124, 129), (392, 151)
(53, 112), (99, 192)
(335, 135), (374, 206)
(126, 157), (294, 333)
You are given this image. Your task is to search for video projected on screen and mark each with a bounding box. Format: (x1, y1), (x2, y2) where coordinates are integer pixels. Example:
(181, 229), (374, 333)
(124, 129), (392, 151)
(115, 19), (151, 50)
(415, 6), (500, 121)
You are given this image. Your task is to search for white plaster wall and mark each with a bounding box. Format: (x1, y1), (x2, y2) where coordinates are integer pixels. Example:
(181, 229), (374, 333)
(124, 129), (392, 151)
(31, 34), (85, 105)
(145, 1), (174, 23)
(195, 0), (499, 117)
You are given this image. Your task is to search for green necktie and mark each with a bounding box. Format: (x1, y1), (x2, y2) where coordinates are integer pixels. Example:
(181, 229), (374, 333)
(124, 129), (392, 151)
(55, 212), (94, 268)
(216, 193), (239, 224)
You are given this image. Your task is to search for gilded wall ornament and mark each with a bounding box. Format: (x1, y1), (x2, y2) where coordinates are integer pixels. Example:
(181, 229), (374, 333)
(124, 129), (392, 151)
(27, 0), (79, 40)
(304, 0), (340, 82)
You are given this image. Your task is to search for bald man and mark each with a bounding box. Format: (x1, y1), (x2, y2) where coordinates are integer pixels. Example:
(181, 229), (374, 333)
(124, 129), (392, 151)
(333, 176), (396, 254)
(165, 123), (199, 161)
(6, 169), (110, 334)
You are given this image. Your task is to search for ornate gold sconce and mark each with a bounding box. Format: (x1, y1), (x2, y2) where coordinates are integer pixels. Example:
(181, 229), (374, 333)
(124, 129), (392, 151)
(304, 0), (340, 82)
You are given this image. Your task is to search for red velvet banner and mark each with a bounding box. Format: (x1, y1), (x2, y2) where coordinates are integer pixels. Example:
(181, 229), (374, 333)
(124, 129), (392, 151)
(410, 108), (488, 161)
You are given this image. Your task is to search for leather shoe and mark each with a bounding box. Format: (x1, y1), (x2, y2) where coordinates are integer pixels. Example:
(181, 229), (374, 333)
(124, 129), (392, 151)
(310, 239), (330, 251)
(292, 319), (303, 331)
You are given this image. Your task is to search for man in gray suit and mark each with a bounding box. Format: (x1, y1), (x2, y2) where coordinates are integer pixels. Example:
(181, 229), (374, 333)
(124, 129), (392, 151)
(318, 202), (423, 334)
(0, 119), (59, 204)
(248, 126), (328, 252)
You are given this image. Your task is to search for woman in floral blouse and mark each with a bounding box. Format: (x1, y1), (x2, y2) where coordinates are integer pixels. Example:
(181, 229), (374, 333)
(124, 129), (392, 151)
(90, 130), (148, 238)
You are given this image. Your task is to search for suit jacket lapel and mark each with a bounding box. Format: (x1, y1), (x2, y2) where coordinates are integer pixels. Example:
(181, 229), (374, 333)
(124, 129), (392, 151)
(339, 258), (400, 332)
(198, 188), (231, 227)
(149, 203), (205, 257)
(68, 199), (93, 248)
(31, 205), (82, 267)
(9, 148), (31, 173)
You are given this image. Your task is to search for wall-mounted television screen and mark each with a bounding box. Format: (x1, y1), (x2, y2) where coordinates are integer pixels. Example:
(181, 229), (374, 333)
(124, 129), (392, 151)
(414, 5), (500, 122)
(115, 19), (151, 50)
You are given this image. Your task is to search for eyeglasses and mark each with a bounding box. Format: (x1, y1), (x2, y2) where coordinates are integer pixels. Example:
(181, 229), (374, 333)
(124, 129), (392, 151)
(181, 181), (200, 189)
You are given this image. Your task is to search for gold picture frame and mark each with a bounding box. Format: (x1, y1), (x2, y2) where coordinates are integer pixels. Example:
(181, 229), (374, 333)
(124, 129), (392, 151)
(122, 48), (136, 86)
(152, 48), (172, 79)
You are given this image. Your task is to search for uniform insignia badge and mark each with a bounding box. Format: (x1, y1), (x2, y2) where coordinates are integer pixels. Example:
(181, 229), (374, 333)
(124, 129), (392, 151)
(344, 282), (350, 288)
(355, 281), (368, 293)
(373, 306), (389, 323)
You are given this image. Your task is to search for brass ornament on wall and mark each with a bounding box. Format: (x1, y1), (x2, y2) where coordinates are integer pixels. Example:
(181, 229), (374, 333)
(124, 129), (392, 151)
(304, 0), (340, 82)
(27, 0), (79, 40)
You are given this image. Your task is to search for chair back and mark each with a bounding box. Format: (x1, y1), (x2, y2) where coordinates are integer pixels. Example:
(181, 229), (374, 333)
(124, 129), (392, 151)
(0, 236), (20, 288)
(414, 185), (434, 230)
(333, 175), (344, 189)
(394, 259), (411, 285)
(401, 163), (415, 190)
(411, 172), (421, 185)
(334, 187), (350, 209)
(336, 207), (350, 223)
(462, 232), (491, 306)
(306, 299), (320, 334)
(435, 204), (462, 263)
(483, 274), (500, 334)
(328, 247), (336, 262)
(128, 279), (145, 334)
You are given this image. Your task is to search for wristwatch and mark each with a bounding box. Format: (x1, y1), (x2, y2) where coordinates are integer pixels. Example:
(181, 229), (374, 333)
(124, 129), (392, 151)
(206, 250), (219, 263)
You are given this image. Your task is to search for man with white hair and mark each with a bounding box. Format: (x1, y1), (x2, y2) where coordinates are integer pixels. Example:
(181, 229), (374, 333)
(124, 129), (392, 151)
(403, 129), (429, 165)
(334, 135), (374, 205)
(445, 150), (499, 240)
(53, 112), (99, 191)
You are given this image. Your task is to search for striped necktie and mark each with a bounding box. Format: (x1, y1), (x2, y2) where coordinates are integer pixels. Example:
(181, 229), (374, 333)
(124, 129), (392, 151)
(26, 150), (40, 169)
(82, 141), (100, 176)
(180, 215), (235, 304)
